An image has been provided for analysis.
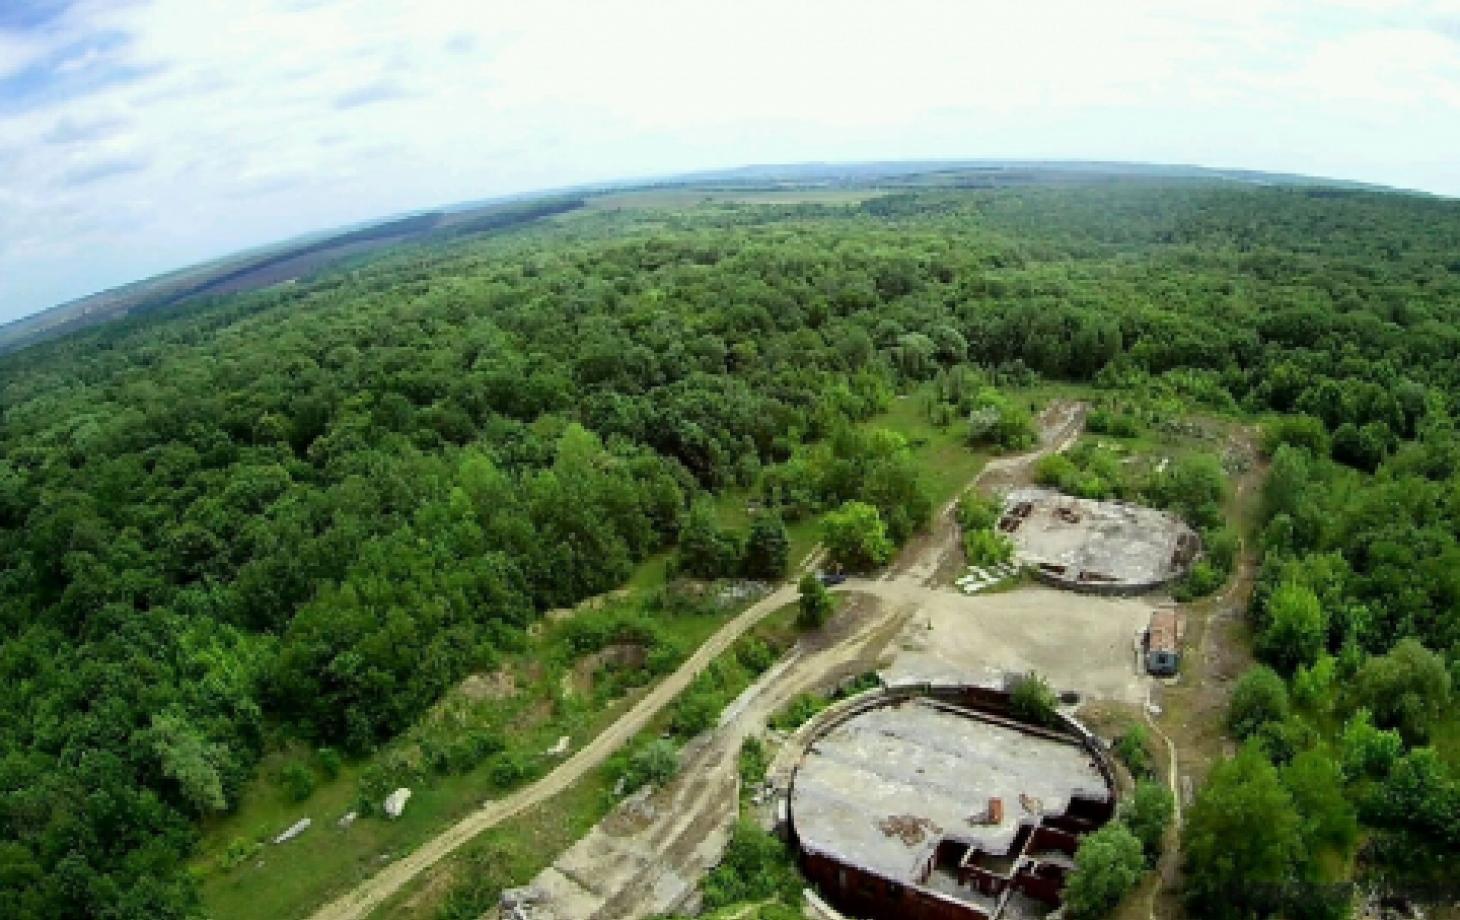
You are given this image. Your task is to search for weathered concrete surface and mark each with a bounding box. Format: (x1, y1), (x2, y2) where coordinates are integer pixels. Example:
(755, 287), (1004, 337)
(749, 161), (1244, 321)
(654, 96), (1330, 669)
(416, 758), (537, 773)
(876, 582), (1154, 707)
(792, 700), (1107, 882)
(1002, 488), (1195, 591)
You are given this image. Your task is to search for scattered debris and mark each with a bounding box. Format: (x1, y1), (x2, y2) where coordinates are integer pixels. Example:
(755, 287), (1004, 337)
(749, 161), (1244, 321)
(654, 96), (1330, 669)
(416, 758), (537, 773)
(1019, 793), (1043, 815)
(545, 735), (571, 756)
(383, 787), (412, 819)
(954, 562), (1018, 595)
(501, 885), (548, 920)
(878, 814), (941, 846)
(337, 811), (358, 829)
(273, 817), (311, 844)
(716, 580), (769, 605)
(968, 797), (1003, 826)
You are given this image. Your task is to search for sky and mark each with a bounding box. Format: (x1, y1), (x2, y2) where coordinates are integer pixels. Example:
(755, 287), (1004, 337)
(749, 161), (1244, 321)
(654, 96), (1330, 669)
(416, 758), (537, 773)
(2, 0), (1459, 324)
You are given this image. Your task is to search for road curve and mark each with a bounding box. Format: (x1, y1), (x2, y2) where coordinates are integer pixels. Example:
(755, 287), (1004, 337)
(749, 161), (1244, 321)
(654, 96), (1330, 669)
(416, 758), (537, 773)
(309, 582), (796, 920)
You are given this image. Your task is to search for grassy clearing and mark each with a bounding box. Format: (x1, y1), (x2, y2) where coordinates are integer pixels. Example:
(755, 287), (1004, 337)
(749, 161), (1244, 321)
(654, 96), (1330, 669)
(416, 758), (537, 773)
(877, 388), (990, 506)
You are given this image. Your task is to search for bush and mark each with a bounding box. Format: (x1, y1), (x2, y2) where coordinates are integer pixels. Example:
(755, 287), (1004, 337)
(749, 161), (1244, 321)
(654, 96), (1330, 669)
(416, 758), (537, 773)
(1063, 821), (1145, 918)
(1354, 637), (1452, 743)
(820, 501), (893, 572)
(620, 738), (679, 794)
(1227, 666), (1290, 740)
(1174, 561), (1223, 601)
(487, 750), (534, 790)
(742, 513), (790, 579)
(1113, 725), (1153, 779)
(770, 692), (829, 732)
(1123, 780), (1175, 864)
(280, 762), (315, 803)
(797, 573), (834, 629)
(964, 528), (1014, 567)
(1009, 671), (1058, 726)
(317, 747), (342, 780)
(738, 737), (769, 788)
(701, 820), (802, 910)
(956, 491), (1002, 531)
(736, 637), (776, 674)
(670, 687), (721, 739)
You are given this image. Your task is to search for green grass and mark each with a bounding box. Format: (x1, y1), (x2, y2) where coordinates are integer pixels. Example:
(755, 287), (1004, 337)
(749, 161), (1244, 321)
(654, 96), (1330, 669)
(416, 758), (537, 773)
(876, 389), (989, 506)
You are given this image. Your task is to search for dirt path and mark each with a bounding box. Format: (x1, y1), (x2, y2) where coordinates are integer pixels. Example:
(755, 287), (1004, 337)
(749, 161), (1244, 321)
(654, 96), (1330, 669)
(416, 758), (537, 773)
(315, 401), (1085, 920)
(310, 583), (797, 920)
(1140, 430), (1266, 920)
(891, 400), (1085, 587)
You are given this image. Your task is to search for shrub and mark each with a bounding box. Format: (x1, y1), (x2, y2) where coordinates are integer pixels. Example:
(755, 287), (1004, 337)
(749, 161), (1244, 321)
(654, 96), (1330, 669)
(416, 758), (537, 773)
(738, 737), (769, 788)
(1123, 780), (1175, 864)
(964, 528), (1014, 567)
(280, 763), (315, 803)
(621, 738), (678, 794)
(701, 820), (802, 910)
(821, 501), (893, 572)
(1113, 725), (1153, 779)
(1227, 666), (1289, 740)
(770, 692), (829, 732)
(956, 491), (1002, 531)
(317, 747), (342, 780)
(797, 573), (834, 629)
(1063, 821), (1145, 918)
(1009, 671), (1058, 726)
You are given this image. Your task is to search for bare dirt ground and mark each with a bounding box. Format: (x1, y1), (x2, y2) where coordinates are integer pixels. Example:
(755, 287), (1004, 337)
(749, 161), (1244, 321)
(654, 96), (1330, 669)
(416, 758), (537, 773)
(877, 583), (1154, 706)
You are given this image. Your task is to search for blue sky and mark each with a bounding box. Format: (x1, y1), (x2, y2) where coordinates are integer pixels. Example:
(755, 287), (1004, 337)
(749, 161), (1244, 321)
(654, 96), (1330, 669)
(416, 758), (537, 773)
(2, 0), (1459, 324)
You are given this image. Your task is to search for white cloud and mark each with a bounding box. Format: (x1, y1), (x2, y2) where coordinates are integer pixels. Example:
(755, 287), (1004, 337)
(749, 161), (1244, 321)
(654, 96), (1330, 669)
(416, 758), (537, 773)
(1, 0), (1459, 322)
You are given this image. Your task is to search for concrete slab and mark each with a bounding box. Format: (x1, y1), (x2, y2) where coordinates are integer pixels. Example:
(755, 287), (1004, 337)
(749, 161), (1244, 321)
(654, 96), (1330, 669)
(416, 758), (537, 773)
(879, 585), (1152, 706)
(790, 700), (1107, 884)
(1001, 488), (1195, 591)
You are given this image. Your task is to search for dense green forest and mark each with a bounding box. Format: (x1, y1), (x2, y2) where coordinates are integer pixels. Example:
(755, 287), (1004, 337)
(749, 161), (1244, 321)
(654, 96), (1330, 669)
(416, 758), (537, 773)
(2, 179), (1460, 918)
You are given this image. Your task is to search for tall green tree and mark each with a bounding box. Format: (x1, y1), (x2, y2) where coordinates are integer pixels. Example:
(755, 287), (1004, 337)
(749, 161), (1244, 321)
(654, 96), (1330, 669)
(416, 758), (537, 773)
(820, 501), (893, 572)
(1183, 746), (1303, 919)
(742, 513), (790, 580)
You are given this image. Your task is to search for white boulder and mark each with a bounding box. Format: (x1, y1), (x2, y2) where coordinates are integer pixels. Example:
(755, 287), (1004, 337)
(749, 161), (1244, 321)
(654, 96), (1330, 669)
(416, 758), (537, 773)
(383, 787), (412, 819)
(273, 817), (311, 844)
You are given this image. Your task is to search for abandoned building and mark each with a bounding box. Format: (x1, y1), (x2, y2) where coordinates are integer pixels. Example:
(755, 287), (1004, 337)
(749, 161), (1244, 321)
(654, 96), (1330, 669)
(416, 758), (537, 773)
(1143, 609), (1185, 676)
(787, 686), (1117, 920)
(999, 488), (1199, 594)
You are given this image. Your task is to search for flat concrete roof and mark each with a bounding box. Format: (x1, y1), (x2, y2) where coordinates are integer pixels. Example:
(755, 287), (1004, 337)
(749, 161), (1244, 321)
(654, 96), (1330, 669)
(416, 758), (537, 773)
(1003, 488), (1195, 588)
(790, 699), (1109, 883)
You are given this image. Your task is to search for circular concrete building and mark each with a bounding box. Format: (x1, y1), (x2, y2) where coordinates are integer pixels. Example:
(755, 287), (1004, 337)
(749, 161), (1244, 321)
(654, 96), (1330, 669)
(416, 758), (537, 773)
(1000, 487), (1200, 595)
(787, 686), (1117, 920)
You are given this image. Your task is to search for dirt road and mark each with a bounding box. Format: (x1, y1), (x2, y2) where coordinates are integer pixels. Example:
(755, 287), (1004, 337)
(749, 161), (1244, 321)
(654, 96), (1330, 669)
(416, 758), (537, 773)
(310, 583), (797, 920)
(314, 401), (1085, 920)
